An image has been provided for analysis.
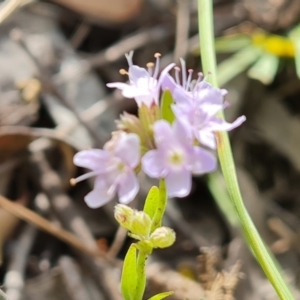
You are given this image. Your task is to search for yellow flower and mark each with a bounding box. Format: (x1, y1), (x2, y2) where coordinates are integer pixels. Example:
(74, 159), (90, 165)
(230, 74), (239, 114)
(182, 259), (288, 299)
(252, 31), (295, 58)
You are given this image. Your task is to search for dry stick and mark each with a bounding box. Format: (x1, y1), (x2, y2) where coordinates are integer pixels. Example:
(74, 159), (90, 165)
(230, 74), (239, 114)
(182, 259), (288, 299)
(0, 0), (34, 24)
(86, 25), (173, 68)
(107, 226), (128, 258)
(70, 21), (91, 49)
(0, 195), (102, 259)
(174, 0), (190, 62)
(28, 140), (123, 300)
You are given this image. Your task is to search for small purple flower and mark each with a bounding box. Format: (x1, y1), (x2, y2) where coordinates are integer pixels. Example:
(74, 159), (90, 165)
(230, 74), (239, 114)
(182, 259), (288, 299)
(142, 120), (216, 198)
(161, 59), (246, 149)
(107, 51), (175, 107)
(73, 132), (140, 208)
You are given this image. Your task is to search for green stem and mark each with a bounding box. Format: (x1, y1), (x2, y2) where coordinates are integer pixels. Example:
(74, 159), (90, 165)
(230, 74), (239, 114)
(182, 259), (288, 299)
(135, 250), (148, 300)
(198, 0), (294, 299)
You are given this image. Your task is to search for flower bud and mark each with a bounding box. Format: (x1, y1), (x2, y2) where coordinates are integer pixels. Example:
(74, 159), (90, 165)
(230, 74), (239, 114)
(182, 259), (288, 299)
(150, 227), (176, 248)
(114, 204), (134, 230)
(131, 211), (152, 238)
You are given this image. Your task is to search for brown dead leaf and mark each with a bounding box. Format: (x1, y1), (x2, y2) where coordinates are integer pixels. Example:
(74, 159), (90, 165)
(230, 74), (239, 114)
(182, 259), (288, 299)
(49, 0), (141, 24)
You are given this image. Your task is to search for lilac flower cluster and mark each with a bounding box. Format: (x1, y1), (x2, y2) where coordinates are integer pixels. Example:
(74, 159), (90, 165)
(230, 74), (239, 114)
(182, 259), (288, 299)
(73, 53), (246, 208)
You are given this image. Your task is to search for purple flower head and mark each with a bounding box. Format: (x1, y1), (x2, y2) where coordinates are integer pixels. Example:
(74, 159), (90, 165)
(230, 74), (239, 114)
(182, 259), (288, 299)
(107, 51), (175, 107)
(142, 120), (216, 198)
(73, 132), (140, 208)
(161, 58), (246, 149)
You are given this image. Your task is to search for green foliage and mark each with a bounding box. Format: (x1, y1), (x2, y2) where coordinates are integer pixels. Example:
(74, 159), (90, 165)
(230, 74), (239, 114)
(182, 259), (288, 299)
(121, 244), (137, 300)
(217, 45), (262, 86)
(147, 291), (174, 300)
(289, 24), (300, 79)
(160, 90), (175, 123)
(214, 35), (251, 52)
(143, 186), (160, 220)
(248, 52), (279, 85)
(150, 179), (167, 232)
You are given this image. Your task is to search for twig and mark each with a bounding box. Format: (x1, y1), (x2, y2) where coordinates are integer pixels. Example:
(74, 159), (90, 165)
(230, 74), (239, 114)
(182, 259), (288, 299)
(0, 195), (102, 259)
(0, 0), (34, 24)
(174, 0), (190, 62)
(86, 25), (173, 68)
(107, 226), (128, 258)
(70, 21), (91, 49)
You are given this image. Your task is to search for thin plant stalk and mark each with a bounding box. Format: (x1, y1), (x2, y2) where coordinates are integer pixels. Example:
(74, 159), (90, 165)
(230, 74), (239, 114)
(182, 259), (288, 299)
(197, 0), (294, 299)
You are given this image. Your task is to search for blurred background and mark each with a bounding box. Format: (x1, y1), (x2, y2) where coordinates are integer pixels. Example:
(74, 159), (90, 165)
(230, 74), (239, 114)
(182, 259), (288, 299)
(0, 0), (300, 299)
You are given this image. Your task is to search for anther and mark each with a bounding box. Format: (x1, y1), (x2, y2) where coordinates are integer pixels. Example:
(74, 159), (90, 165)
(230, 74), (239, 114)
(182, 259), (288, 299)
(70, 178), (77, 186)
(119, 69), (128, 75)
(153, 53), (161, 79)
(195, 72), (203, 87)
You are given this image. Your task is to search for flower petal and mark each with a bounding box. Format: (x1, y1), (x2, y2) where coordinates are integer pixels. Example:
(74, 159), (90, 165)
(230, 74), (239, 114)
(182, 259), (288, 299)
(142, 150), (165, 178)
(173, 119), (193, 147)
(114, 133), (140, 168)
(118, 171), (139, 204)
(84, 178), (114, 208)
(205, 115), (246, 132)
(106, 82), (130, 90)
(165, 168), (191, 198)
(153, 120), (176, 150)
(195, 130), (217, 149)
(128, 65), (150, 83)
(191, 147), (217, 174)
(74, 149), (110, 170)
(161, 73), (176, 92)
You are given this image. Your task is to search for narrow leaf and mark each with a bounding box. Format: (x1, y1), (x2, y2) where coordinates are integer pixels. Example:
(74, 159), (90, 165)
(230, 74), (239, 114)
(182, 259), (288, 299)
(248, 52), (279, 85)
(289, 25), (300, 79)
(121, 244), (137, 300)
(143, 186), (160, 219)
(215, 35), (251, 53)
(151, 179), (167, 232)
(217, 45), (262, 86)
(148, 291), (174, 300)
(160, 90), (175, 123)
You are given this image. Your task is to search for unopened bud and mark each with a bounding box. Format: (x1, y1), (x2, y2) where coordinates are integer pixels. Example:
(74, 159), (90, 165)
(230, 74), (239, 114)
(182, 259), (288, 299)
(131, 211), (152, 238)
(114, 204), (134, 230)
(150, 227), (176, 248)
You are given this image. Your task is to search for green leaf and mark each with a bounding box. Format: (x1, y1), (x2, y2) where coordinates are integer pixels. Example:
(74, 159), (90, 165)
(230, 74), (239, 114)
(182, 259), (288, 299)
(215, 35), (251, 53)
(217, 45), (262, 86)
(121, 244), (137, 300)
(160, 90), (175, 123)
(143, 186), (160, 219)
(148, 291), (174, 300)
(151, 179), (167, 232)
(289, 24), (300, 79)
(248, 52), (279, 85)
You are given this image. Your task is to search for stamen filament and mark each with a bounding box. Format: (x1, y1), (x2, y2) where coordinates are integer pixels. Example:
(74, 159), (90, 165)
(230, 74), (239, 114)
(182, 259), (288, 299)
(179, 58), (187, 88)
(186, 69), (193, 90)
(125, 51), (134, 66)
(175, 67), (181, 84)
(153, 53), (161, 79)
